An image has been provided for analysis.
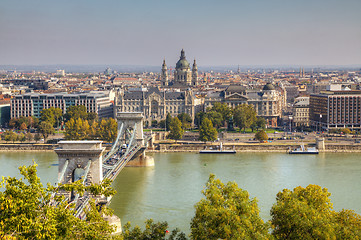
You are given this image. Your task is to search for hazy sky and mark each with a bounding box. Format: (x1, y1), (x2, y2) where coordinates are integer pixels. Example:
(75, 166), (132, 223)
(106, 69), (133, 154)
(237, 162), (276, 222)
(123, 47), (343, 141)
(1, 0), (361, 66)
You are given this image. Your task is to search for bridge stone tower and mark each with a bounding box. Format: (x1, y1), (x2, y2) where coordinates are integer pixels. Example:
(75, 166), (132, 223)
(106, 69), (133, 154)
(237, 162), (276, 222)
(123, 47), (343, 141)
(117, 112), (144, 146)
(55, 141), (105, 186)
(116, 112), (154, 167)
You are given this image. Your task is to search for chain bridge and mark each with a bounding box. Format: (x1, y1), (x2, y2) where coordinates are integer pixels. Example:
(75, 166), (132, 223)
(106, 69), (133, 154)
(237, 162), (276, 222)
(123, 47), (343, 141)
(53, 112), (154, 224)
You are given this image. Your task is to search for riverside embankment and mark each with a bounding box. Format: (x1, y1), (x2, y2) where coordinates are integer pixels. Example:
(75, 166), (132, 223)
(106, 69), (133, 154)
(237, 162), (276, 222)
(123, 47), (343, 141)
(148, 142), (361, 153)
(0, 144), (56, 151)
(1, 141), (361, 152)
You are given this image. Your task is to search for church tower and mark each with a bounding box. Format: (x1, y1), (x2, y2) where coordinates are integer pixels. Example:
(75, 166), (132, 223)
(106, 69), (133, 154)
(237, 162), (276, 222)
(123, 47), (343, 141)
(174, 49), (192, 85)
(192, 59), (198, 87)
(161, 59), (168, 86)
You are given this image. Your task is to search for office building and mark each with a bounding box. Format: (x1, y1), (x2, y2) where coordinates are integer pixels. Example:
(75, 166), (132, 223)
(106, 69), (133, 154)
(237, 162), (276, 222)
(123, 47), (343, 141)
(11, 92), (113, 119)
(310, 90), (361, 131)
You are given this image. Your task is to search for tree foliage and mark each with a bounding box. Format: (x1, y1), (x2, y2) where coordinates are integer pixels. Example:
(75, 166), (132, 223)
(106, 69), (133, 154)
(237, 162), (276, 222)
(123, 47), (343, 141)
(40, 107), (62, 127)
(168, 117), (184, 140)
(233, 104), (257, 131)
(205, 111), (223, 129)
(177, 113), (192, 130)
(198, 117), (218, 142)
(270, 184), (361, 240)
(255, 130), (268, 142)
(165, 113), (172, 131)
(65, 118), (90, 140)
(9, 116), (37, 130)
(256, 117), (267, 130)
(207, 102), (233, 127)
(98, 118), (118, 142)
(37, 121), (55, 141)
(121, 219), (186, 240)
(65, 105), (88, 121)
(0, 163), (116, 239)
(191, 174), (271, 240)
(65, 118), (117, 142)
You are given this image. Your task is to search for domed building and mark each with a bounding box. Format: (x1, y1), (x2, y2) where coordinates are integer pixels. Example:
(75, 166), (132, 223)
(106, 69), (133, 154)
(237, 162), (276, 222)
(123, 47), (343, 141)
(162, 49), (198, 87)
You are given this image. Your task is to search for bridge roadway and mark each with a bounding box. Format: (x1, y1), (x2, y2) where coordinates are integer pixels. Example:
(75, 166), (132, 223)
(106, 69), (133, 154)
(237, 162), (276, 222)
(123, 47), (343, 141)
(73, 134), (151, 218)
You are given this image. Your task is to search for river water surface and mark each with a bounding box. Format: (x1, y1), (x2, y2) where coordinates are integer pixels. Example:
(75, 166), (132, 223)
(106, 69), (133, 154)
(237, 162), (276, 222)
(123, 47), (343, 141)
(1, 151), (360, 233)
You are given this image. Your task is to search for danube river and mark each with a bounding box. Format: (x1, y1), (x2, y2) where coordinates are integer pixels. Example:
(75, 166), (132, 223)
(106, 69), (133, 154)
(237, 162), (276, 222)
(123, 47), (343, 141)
(1, 151), (361, 232)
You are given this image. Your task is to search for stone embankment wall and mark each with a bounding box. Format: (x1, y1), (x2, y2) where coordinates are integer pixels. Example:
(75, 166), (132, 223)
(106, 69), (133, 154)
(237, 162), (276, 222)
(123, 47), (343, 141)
(0, 144), (56, 151)
(148, 142), (361, 153)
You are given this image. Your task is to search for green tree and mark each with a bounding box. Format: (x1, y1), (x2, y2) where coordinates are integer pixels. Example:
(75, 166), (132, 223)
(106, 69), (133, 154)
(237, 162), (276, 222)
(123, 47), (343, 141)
(34, 133), (41, 143)
(255, 130), (268, 142)
(122, 219), (186, 240)
(168, 117), (184, 140)
(26, 132), (33, 142)
(52, 107), (63, 128)
(194, 111), (206, 128)
(98, 118), (118, 142)
(191, 174), (271, 240)
(3, 131), (17, 143)
(87, 112), (99, 122)
(208, 102), (233, 127)
(205, 111), (223, 129)
(177, 113), (192, 130)
(88, 120), (99, 140)
(159, 120), (166, 129)
(0, 163), (116, 239)
(233, 104), (257, 132)
(8, 118), (18, 129)
(271, 185), (336, 240)
(199, 117), (218, 142)
(37, 121), (55, 141)
(334, 209), (361, 239)
(40, 108), (55, 126)
(65, 118), (90, 140)
(165, 113), (172, 131)
(256, 117), (267, 131)
(18, 133), (26, 143)
(65, 105), (88, 121)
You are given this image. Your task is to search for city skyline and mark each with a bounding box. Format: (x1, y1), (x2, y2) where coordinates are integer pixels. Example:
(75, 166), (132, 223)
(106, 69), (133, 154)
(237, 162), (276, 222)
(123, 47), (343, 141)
(1, 0), (361, 66)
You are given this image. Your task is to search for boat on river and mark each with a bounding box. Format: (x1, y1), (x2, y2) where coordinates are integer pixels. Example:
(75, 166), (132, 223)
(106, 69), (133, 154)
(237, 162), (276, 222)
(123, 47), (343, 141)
(289, 144), (319, 154)
(199, 142), (236, 154)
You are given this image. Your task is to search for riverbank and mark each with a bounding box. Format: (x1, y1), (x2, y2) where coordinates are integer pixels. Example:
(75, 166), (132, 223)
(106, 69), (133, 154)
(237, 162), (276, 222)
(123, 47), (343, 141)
(148, 142), (361, 153)
(2, 141), (361, 153)
(0, 144), (56, 151)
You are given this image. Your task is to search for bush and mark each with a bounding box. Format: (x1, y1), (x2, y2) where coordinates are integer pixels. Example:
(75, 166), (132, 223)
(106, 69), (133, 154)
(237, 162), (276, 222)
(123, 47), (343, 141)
(255, 130), (268, 142)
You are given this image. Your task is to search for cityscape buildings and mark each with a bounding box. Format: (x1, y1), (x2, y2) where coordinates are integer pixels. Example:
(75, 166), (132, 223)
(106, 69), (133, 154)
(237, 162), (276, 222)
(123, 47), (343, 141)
(1, 61), (360, 131)
(204, 83), (285, 126)
(162, 49), (198, 87)
(310, 90), (361, 131)
(11, 92), (113, 119)
(115, 87), (200, 126)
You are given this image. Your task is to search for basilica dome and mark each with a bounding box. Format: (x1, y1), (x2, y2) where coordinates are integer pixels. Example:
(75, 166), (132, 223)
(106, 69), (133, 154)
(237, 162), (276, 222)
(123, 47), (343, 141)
(176, 49), (190, 69)
(263, 83), (276, 91)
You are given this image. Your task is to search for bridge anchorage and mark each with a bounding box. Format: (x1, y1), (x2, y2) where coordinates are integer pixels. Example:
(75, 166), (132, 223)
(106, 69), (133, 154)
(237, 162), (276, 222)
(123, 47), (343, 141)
(54, 112), (154, 233)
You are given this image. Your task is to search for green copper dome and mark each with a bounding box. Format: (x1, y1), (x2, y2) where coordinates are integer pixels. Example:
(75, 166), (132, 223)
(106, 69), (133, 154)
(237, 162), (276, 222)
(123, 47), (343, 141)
(263, 83), (276, 91)
(176, 49), (190, 69)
